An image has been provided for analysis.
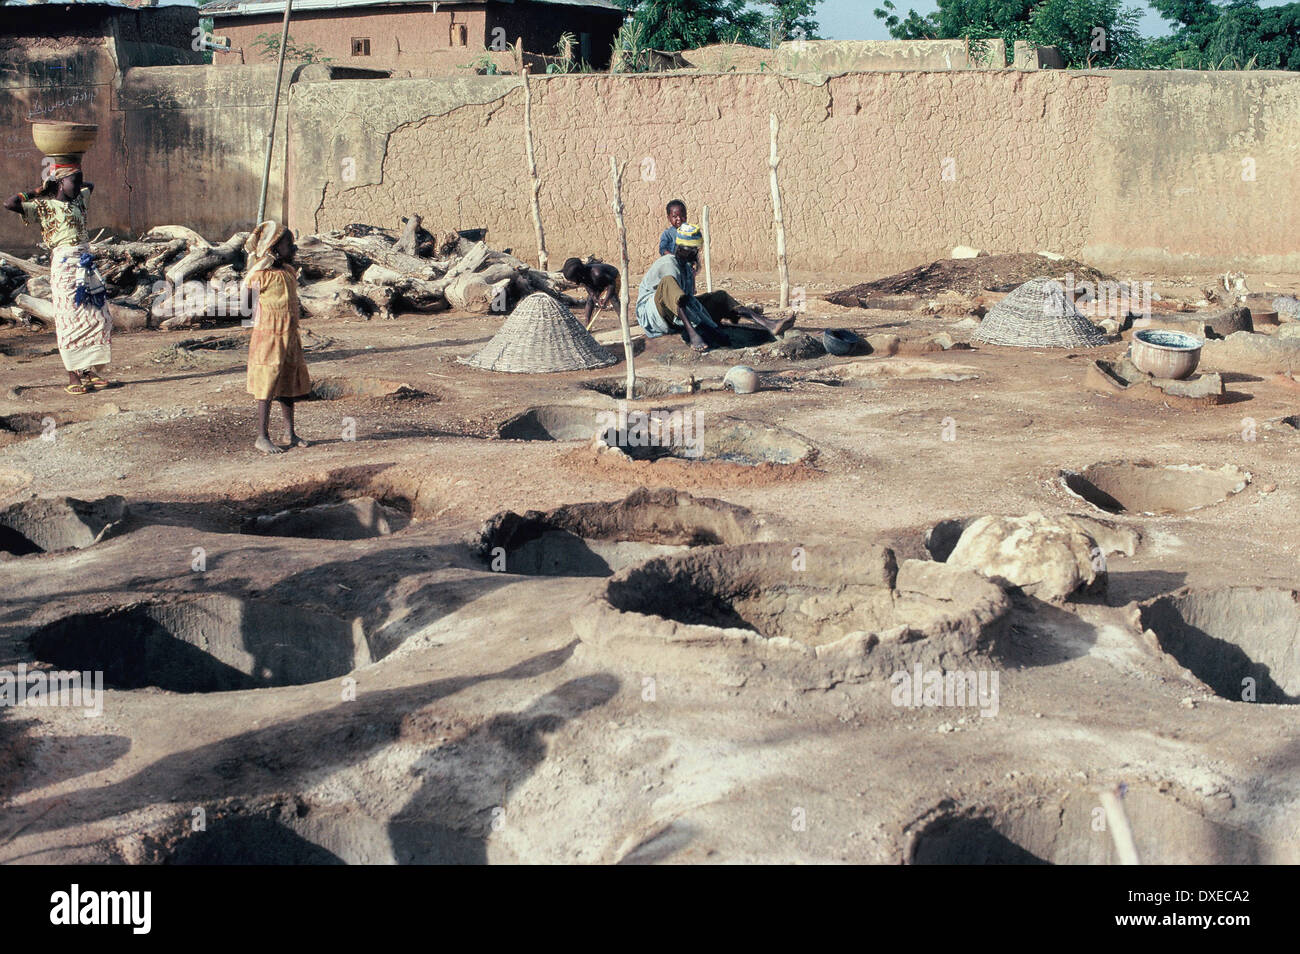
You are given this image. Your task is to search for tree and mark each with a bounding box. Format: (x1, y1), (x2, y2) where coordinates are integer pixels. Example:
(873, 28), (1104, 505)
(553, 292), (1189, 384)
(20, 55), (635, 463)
(1149, 0), (1300, 69)
(616, 0), (822, 50)
(872, 0), (1148, 67)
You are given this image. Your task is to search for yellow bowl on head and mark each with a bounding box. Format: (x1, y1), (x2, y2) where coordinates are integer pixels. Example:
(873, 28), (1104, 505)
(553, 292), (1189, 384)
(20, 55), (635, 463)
(31, 121), (98, 157)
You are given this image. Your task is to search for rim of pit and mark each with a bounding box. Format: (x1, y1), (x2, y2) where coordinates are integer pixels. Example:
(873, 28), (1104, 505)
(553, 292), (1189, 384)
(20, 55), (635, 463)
(573, 542), (1011, 688)
(1059, 460), (1251, 516)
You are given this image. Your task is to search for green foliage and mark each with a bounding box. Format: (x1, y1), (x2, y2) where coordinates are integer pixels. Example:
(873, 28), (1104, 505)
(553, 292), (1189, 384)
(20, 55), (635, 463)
(1149, 0), (1300, 70)
(873, 0), (1300, 71)
(610, 19), (652, 72)
(615, 0), (822, 52)
(465, 51), (502, 74)
(253, 32), (332, 64)
(545, 31), (594, 73)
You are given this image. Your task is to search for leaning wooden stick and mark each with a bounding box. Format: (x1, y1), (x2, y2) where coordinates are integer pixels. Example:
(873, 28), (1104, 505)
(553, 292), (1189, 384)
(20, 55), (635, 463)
(609, 156), (635, 401)
(521, 38), (549, 272)
(701, 204), (713, 294)
(769, 112), (790, 310)
(1099, 785), (1141, 865)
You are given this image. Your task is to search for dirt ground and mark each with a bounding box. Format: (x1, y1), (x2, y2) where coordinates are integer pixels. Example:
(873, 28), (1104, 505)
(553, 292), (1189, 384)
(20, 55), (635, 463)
(1, 266), (1298, 864)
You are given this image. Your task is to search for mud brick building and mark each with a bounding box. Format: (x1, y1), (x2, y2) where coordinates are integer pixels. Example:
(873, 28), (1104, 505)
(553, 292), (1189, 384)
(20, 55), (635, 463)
(204, 0), (626, 71)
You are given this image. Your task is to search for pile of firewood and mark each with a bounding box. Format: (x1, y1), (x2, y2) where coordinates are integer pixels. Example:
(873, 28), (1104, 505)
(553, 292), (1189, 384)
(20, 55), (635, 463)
(0, 214), (575, 332)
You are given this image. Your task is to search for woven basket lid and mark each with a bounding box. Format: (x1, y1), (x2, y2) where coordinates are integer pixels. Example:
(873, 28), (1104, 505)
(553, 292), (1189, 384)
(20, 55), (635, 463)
(464, 293), (617, 373)
(975, 277), (1108, 349)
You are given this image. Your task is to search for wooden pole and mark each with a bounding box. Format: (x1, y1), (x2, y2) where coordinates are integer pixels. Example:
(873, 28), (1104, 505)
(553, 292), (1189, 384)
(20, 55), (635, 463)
(768, 112), (790, 309)
(521, 39), (549, 271)
(701, 204), (713, 293)
(256, 0), (293, 224)
(1099, 785), (1141, 865)
(609, 156), (635, 401)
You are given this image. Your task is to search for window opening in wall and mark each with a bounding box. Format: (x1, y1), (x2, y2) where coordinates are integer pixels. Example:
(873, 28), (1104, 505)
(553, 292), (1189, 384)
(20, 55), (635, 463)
(351, 37), (371, 56)
(453, 24), (468, 47)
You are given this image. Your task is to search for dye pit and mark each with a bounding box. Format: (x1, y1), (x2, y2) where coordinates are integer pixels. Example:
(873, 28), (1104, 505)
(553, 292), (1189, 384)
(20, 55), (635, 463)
(1140, 587), (1300, 704)
(470, 488), (767, 577)
(29, 595), (371, 693)
(1061, 461), (1251, 515)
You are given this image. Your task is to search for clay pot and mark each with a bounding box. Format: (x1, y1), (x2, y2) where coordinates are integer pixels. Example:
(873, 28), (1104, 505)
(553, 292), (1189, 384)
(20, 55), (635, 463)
(1130, 329), (1202, 380)
(31, 121), (98, 157)
(723, 365), (759, 394)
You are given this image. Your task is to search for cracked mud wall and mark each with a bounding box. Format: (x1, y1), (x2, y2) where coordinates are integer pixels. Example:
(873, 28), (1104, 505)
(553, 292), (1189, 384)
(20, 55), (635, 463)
(5, 64), (1300, 273)
(295, 69), (1300, 275)
(299, 70), (1114, 276)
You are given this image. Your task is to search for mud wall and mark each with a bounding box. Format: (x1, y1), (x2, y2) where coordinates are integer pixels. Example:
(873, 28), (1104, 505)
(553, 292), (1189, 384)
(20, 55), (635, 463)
(292, 68), (1300, 277)
(4, 65), (1300, 276)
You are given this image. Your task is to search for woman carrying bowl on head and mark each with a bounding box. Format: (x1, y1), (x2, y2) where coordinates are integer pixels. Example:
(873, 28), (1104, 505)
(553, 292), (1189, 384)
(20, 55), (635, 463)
(4, 159), (114, 395)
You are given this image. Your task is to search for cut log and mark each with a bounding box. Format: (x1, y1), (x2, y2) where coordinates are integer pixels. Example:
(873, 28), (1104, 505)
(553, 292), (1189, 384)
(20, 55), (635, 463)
(360, 263), (405, 286)
(14, 293), (54, 323)
(396, 213), (421, 256)
(141, 240), (188, 275)
(296, 236), (354, 281)
(298, 278), (371, 320)
(24, 275), (52, 300)
(165, 231), (248, 287)
(0, 250), (48, 278)
(107, 300), (151, 332)
(141, 225), (209, 247)
(444, 241), (490, 281)
(316, 233), (437, 279)
(392, 276), (450, 312)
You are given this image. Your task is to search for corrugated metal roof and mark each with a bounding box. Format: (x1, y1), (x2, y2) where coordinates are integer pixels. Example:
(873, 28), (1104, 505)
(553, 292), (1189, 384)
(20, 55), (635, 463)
(0, 0), (199, 8)
(203, 0), (624, 16)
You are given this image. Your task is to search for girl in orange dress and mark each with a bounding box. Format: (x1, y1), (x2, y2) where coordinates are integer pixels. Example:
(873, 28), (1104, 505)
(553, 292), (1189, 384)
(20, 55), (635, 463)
(242, 221), (311, 454)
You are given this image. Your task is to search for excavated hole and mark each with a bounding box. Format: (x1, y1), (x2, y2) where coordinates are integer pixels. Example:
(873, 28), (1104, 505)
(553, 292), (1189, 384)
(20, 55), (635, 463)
(28, 595), (370, 693)
(145, 799), (466, 864)
(602, 543), (1000, 651)
(1140, 587), (1300, 704)
(470, 488), (765, 577)
(1061, 461), (1249, 514)
(310, 376), (426, 401)
(1283, 415), (1300, 430)
(602, 416), (815, 466)
(0, 495), (126, 556)
(498, 405), (603, 441)
(240, 496), (411, 540)
(908, 786), (1282, 864)
(580, 377), (684, 399)
(0, 524), (42, 556)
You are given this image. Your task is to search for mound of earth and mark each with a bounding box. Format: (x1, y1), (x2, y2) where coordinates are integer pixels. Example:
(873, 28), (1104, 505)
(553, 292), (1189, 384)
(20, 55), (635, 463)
(826, 254), (1114, 305)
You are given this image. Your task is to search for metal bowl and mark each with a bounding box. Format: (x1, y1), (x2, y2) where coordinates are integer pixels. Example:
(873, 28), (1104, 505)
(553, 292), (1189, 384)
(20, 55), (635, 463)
(823, 328), (864, 356)
(1131, 329), (1202, 380)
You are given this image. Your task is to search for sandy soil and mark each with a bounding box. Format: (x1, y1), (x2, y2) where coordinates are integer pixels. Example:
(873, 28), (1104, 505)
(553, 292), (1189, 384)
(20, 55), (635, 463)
(1, 268), (1298, 864)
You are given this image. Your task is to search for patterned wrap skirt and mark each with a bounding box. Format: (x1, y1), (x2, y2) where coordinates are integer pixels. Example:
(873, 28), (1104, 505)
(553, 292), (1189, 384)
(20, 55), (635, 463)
(50, 244), (112, 372)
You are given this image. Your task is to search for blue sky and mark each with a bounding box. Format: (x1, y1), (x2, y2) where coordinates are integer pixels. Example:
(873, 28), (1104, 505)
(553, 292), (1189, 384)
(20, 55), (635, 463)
(815, 0), (1291, 41)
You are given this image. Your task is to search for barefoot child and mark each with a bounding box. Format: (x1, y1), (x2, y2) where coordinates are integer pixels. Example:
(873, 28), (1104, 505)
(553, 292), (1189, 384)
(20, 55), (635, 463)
(561, 256), (621, 330)
(243, 221), (311, 454)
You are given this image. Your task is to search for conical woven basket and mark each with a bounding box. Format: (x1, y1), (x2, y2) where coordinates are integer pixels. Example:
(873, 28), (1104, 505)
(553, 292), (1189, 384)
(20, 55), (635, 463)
(975, 277), (1108, 349)
(464, 293), (617, 373)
